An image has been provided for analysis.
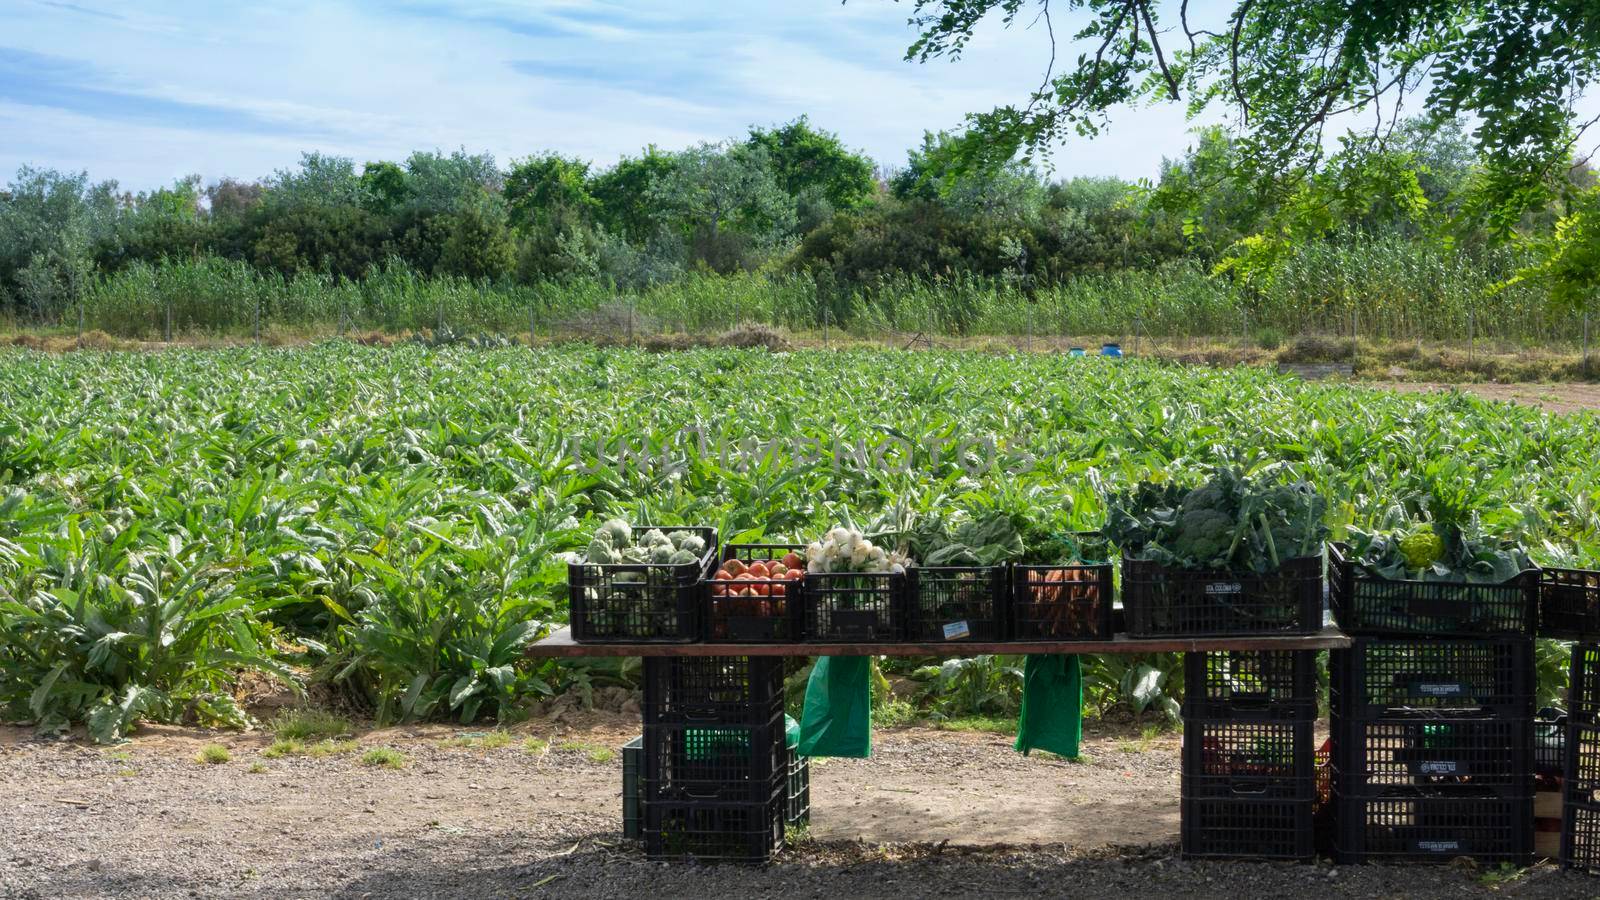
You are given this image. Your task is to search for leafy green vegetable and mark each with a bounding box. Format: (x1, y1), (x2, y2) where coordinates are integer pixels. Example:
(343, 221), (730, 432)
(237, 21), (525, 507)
(1344, 461), (1535, 583)
(1103, 468), (1329, 574)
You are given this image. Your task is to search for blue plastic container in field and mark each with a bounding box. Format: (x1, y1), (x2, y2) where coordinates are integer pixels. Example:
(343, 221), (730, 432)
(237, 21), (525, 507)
(1101, 343), (1123, 358)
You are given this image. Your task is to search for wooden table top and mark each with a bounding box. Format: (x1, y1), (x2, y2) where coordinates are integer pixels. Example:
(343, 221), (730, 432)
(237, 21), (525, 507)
(523, 625), (1351, 658)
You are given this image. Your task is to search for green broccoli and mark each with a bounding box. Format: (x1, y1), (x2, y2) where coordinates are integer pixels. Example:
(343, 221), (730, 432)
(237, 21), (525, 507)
(1169, 508), (1236, 565)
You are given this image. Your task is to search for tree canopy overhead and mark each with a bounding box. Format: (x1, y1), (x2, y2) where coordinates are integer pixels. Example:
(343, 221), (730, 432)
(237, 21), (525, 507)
(900, 0), (1600, 225)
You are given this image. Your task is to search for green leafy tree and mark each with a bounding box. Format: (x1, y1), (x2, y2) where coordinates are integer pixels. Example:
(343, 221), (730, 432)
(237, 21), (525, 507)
(891, 131), (1044, 223)
(262, 152), (365, 209)
(402, 149), (503, 213)
(96, 175), (209, 272)
(0, 166), (120, 315)
(746, 117), (877, 213)
(505, 153), (598, 231)
(590, 146), (680, 244)
(1503, 186), (1600, 319)
(648, 143), (796, 272)
(438, 192), (516, 280)
(897, 0), (1600, 228)
(360, 161), (410, 216)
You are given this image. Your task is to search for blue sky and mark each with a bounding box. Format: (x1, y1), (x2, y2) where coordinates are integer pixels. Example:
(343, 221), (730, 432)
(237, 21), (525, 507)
(2, 0), (1596, 192)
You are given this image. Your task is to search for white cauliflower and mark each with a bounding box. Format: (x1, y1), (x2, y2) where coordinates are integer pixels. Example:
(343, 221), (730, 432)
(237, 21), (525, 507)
(806, 526), (913, 574)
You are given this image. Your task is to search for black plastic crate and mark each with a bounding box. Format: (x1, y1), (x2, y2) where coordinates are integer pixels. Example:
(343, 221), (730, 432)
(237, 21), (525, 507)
(1570, 644), (1600, 725)
(1183, 718), (1315, 799)
(800, 571), (906, 642)
(627, 735), (806, 840)
(1562, 799), (1600, 871)
(643, 785), (787, 863)
(568, 525), (717, 643)
(1331, 715), (1532, 793)
(1567, 723), (1600, 803)
(642, 656), (785, 726)
(623, 735), (642, 840)
(1535, 708), (1566, 778)
(1181, 796), (1314, 861)
(1541, 568), (1600, 640)
(1123, 554), (1324, 638)
(706, 544), (804, 643)
(1183, 650), (1318, 721)
(642, 711), (787, 803)
(1330, 637), (1534, 718)
(786, 745), (810, 828)
(905, 565), (1006, 642)
(1010, 563), (1114, 640)
(1331, 543), (1536, 637)
(1334, 786), (1533, 865)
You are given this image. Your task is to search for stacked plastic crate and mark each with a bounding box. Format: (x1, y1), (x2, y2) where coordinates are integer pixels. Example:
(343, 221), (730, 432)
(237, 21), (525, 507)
(1180, 649), (1318, 860)
(1329, 549), (1536, 865)
(1538, 565), (1600, 870)
(638, 656), (791, 863)
(1562, 643), (1600, 869)
(623, 718), (809, 842)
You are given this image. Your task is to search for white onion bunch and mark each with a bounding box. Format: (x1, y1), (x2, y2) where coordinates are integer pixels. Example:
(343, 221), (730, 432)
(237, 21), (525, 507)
(805, 526), (910, 574)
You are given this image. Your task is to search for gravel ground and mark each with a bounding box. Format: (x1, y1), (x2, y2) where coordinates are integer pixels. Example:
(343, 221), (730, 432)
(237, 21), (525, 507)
(0, 719), (1593, 899)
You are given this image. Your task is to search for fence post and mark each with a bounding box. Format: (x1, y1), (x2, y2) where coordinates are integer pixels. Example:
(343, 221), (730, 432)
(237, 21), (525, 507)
(77, 302), (84, 347)
(253, 294), (261, 345)
(529, 302), (537, 348)
(823, 306), (830, 351)
(1468, 311), (1475, 365)
(164, 296), (173, 343)
(1585, 312), (1592, 378)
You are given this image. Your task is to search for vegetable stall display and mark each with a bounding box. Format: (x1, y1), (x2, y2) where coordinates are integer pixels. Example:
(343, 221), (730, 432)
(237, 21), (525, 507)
(706, 546), (806, 642)
(1104, 469), (1330, 637)
(1331, 476), (1539, 636)
(799, 527), (910, 642)
(568, 520), (718, 643)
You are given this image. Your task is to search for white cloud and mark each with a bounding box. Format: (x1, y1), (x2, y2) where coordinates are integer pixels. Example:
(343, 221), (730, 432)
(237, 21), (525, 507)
(3, 0), (1596, 190)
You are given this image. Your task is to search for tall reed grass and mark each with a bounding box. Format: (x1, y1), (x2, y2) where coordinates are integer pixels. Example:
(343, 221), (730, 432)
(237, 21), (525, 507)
(57, 239), (1576, 343)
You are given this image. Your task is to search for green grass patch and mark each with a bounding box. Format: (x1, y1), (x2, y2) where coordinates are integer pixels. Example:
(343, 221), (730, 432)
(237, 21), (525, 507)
(555, 740), (614, 763)
(438, 730), (513, 750)
(247, 762), (268, 774)
(359, 748), (408, 769)
(261, 738), (360, 759)
(872, 698), (921, 730)
(933, 715), (1016, 735)
(271, 709), (354, 742)
(522, 737), (549, 755)
(195, 744), (231, 765)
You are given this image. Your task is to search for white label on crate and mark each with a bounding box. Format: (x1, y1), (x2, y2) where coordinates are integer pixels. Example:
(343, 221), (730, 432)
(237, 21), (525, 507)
(943, 620), (971, 640)
(1418, 760), (1461, 775)
(1204, 582), (1243, 596)
(1412, 681), (1469, 697)
(1416, 840), (1463, 853)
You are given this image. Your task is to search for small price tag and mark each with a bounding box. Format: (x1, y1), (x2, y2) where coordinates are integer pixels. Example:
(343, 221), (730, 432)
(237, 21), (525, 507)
(942, 620), (971, 640)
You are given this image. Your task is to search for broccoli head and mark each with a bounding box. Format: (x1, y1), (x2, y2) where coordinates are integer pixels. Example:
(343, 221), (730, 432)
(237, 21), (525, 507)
(1181, 481), (1228, 513)
(1169, 508), (1236, 566)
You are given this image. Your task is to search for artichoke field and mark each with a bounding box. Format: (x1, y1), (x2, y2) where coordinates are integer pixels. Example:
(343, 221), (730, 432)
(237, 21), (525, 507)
(1, 343), (1596, 740)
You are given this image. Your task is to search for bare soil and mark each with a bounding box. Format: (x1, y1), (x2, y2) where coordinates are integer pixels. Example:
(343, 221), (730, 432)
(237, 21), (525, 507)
(1370, 381), (1600, 415)
(0, 716), (1590, 898)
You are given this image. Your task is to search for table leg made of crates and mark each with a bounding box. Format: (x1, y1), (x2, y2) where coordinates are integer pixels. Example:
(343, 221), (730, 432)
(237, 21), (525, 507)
(526, 626), (1351, 864)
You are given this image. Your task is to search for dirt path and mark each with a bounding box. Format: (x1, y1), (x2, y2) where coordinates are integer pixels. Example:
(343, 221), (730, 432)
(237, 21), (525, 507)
(0, 718), (1589, 898)
(1370, 381), (1600, 415)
